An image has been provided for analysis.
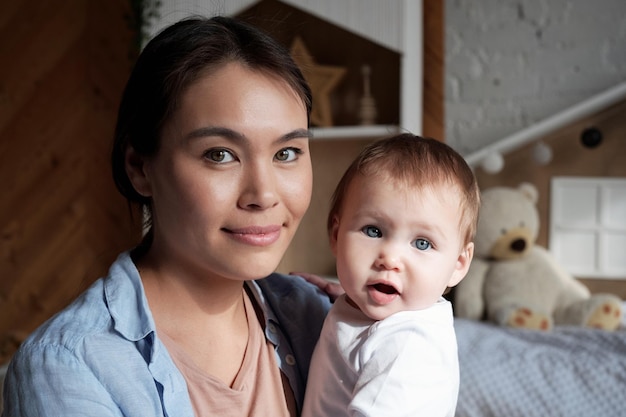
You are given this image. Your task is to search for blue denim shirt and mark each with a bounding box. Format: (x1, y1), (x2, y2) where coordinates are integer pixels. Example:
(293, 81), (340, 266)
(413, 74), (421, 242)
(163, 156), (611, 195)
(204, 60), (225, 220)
(2, 252), (331, 416)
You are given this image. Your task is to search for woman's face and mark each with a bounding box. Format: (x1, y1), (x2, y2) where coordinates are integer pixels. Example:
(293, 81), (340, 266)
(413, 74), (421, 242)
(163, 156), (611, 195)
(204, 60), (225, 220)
(133, 62), (312, 281)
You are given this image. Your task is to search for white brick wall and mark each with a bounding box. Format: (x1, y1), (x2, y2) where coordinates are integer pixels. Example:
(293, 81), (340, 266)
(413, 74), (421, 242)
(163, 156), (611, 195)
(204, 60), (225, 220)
(446, 0), (626, 155)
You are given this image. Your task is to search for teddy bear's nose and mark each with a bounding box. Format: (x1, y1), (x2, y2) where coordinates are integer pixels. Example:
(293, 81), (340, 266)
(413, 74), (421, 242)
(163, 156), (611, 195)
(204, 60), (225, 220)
(510, 239), (526, 252)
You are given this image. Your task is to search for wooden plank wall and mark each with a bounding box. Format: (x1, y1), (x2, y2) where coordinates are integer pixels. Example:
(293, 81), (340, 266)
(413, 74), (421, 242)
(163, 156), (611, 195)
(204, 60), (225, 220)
(0, 0), (141, 363)
(422, 0), (444, 141)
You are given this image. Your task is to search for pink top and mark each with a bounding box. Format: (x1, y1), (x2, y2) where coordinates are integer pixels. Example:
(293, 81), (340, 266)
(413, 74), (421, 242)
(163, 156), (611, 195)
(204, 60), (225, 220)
(159, 291), (296, 416)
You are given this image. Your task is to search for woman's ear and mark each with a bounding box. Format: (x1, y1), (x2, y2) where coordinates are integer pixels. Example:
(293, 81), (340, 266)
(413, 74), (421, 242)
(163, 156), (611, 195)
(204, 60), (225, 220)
(125, 146), (152, 197)
(448, 242), (474, 287)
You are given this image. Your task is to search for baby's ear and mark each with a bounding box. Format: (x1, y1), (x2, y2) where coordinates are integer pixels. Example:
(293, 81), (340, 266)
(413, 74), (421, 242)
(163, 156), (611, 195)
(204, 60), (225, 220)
(329, 216), (340, 256)
(448, 242), (474, 287)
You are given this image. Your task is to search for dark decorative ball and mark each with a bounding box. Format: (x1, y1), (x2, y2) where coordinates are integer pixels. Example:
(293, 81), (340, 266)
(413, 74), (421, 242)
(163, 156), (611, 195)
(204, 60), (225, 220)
(580, 127), (602, 148)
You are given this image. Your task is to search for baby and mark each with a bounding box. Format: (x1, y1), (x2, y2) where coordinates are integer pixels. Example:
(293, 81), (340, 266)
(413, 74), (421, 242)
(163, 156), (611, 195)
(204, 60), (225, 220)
(302, 134), (480, 417)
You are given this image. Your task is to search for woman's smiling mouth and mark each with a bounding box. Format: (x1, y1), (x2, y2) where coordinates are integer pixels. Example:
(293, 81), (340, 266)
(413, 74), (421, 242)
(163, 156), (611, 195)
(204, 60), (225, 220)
(223, 225), (282, 246)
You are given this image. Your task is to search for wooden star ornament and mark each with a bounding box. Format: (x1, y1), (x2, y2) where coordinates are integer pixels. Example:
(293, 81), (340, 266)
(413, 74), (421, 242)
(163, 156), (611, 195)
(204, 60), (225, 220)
(290, 37), (346, 127)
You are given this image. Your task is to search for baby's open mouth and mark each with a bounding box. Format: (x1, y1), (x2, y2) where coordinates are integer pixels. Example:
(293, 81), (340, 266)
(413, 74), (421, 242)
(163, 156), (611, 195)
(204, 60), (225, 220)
(372, 283), (398, 295)
(367, 283), (400, 305)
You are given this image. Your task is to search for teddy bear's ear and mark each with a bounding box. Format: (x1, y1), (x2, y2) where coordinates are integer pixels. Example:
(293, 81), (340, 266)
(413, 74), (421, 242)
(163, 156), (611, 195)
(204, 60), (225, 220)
(517, 182), (538, 204)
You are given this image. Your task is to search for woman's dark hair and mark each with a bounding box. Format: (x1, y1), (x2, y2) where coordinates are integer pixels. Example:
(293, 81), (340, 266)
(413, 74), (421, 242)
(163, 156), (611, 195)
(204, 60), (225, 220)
(111, 15), (312, 209)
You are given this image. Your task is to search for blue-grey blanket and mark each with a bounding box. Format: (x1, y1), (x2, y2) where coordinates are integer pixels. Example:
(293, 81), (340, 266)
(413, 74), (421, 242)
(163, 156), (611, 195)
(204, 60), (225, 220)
(454, 318), (626, 417)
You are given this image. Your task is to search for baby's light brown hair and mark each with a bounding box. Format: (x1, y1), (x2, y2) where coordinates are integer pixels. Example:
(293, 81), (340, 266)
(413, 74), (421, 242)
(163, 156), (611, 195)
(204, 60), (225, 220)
(327, 133), (480, 246)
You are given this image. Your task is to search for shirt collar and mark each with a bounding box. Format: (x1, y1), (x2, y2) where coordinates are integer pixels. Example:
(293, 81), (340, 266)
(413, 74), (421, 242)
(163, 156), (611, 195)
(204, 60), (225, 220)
(246, 280), (280, 346)
(104, 252), (156, 342)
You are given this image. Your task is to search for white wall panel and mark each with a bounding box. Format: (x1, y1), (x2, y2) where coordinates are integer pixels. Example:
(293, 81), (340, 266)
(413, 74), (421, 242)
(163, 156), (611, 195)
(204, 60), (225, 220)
(550, 177), (626, 279)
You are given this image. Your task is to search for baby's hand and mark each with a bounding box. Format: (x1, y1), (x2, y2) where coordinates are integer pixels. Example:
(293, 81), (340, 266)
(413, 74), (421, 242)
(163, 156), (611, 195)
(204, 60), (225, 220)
(292, 272), (344, 302)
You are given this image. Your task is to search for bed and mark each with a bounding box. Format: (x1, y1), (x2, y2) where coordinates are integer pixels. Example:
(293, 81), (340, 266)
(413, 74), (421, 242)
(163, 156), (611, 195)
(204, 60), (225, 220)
(454, 312), (626, 417)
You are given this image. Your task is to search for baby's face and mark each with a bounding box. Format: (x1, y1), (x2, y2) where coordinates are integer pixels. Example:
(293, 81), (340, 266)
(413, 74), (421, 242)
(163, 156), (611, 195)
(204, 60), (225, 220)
(330, 175), (473, 321)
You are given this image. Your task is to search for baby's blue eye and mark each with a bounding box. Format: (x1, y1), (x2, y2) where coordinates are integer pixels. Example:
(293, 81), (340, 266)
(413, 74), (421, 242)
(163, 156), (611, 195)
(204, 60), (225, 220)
(413, 238), (432, 250)
(362, 226), (382, 238)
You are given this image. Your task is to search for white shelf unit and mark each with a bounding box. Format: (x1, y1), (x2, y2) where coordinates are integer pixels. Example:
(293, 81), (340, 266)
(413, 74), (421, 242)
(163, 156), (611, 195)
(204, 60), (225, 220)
(312, 125), (401, 140)
(148, 0), (423, 140)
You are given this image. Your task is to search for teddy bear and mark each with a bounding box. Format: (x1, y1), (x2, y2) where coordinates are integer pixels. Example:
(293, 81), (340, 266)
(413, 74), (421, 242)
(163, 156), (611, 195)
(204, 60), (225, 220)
(454, 182), (622, 331)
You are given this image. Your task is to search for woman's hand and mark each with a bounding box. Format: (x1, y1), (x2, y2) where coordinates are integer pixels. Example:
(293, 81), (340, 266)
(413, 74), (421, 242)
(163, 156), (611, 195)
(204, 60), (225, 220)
(293, 272), (344, 302)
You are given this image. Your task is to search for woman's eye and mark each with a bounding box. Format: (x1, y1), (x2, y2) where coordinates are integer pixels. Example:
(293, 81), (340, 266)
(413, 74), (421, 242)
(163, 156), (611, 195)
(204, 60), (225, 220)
(205, 148), (235, 163)
(275, 147), (301, 162)
(362, 226), (382, 238)
(413, 238), (432, 251)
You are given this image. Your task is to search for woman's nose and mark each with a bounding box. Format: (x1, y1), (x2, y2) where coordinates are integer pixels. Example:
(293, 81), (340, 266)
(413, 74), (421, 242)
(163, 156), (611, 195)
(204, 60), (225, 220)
(237, 163), (279, 210)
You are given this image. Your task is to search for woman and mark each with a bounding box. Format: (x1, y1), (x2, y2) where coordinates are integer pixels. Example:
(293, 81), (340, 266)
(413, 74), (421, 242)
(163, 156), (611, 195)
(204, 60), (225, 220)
(3, 16), (331, 416)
